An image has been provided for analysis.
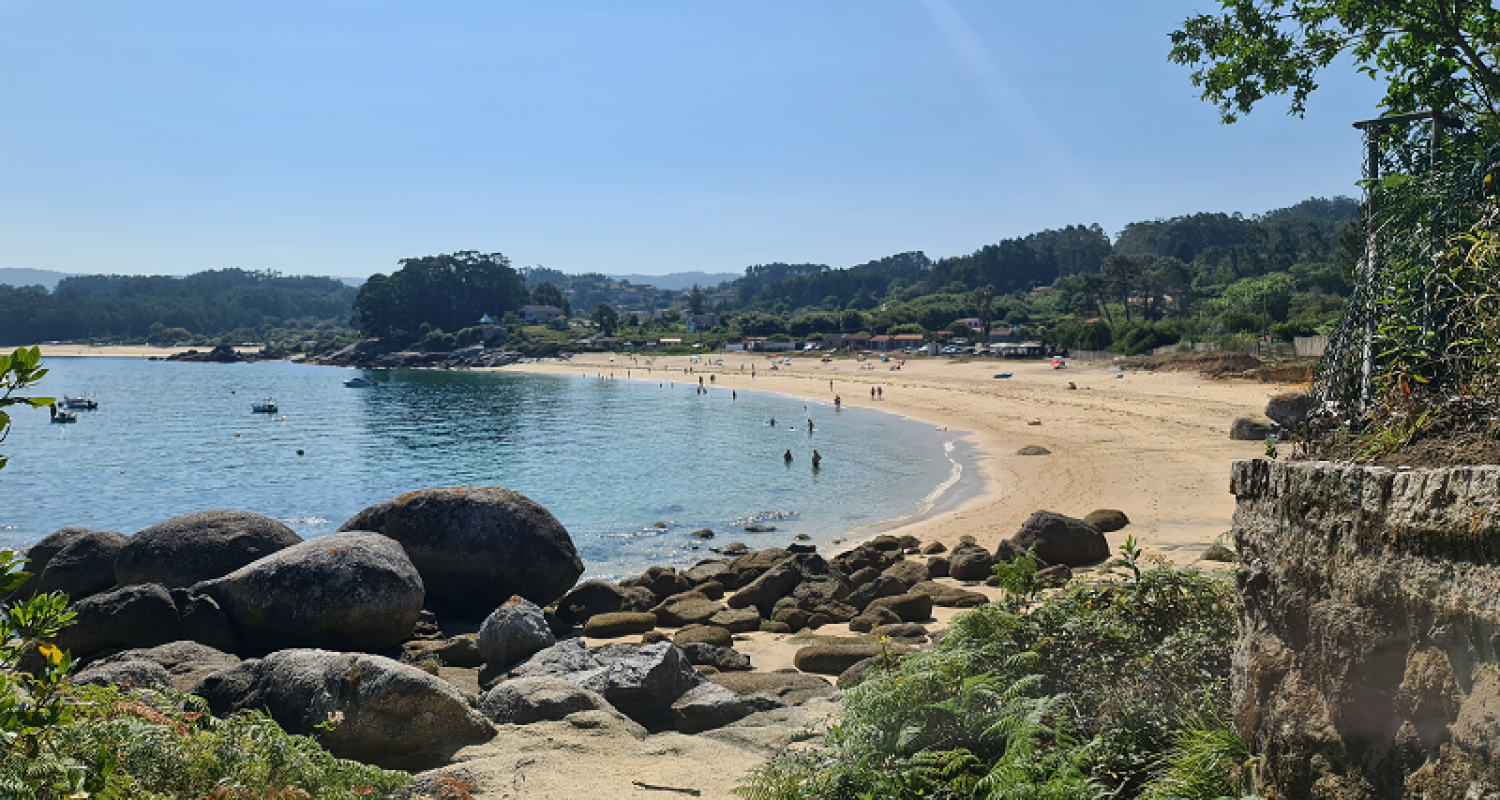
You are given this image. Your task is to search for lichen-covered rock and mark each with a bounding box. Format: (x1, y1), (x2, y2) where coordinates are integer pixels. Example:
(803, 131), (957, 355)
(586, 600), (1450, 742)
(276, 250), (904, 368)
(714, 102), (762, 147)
(339, 487), (583, 616)
(1082, 509), (1130, 533)
(865, 592), (935, 623)
(196, 532), (423, 653)
(947, 547), (996, 581)
(55, 583), (180, 658)
(478, 596), (556, 669)
(117, 511), (302, 589)
(553, 581), (628, 628)
(584, 612), (658, 637)
(882, 560), (929, 588)
(671, 624), (732, 649)
(652, 593), (724, 627)
(708, 607), (761, 634)
(194, 649), (494, 768)
(793, 642), (885, 675)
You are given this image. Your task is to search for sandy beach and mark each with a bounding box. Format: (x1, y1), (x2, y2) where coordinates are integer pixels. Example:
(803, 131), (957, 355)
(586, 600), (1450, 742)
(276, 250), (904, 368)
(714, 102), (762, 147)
(502, 350), (1283, 565)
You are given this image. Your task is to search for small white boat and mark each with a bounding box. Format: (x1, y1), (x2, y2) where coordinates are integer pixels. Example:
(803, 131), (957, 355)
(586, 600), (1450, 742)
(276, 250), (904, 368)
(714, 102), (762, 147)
(252, 399), (278, 413)
(344, 377), (374, 388)
(63, 395), (98, 410)
(51, 409), (78, 423)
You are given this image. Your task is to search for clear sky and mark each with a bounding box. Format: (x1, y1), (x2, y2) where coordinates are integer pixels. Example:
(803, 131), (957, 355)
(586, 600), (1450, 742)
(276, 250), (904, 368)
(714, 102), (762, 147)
(0, 1), (1386, 279)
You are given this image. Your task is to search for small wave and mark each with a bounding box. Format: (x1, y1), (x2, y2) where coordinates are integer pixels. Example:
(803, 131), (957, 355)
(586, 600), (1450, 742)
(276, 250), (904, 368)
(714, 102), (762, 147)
(282, 516), (331, 526)
(735, 510), (798, 525)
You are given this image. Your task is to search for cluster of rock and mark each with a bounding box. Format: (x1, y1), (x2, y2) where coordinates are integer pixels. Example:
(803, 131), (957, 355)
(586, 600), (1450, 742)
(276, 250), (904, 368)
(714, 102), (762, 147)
(305, 340), (521, 369)
(26, 485), (1127, 771)
(1230, 391), (1313, 441)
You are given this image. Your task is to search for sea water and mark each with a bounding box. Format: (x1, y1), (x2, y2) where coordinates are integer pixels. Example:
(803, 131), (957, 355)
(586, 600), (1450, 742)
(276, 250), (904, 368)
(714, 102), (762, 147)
(0, 358), (974, 579)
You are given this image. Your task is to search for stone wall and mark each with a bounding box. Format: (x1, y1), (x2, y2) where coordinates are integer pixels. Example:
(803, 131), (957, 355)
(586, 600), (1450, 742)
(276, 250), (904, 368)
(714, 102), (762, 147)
(1231, 460), (1500, 799)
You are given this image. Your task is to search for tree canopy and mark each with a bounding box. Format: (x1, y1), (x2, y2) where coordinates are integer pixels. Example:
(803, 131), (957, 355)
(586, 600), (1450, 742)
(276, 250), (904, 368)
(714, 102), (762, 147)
(351, 251), (527, 340)
(1169, 0), (1500, 126)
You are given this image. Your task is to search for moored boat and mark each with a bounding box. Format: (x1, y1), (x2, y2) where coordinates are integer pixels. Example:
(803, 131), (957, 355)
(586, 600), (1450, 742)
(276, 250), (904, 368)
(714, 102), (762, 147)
(252, 399), (278, 413)
(344, 377), (374, 388)
(63, 395), (98, 410)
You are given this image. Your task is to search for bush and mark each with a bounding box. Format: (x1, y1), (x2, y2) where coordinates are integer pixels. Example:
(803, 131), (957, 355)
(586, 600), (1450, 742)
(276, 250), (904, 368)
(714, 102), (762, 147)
(738, 541), (1239, 799)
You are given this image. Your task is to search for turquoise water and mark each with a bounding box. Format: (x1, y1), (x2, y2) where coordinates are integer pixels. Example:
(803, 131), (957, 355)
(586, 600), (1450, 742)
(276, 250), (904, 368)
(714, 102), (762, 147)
(0, 359), (974, 579)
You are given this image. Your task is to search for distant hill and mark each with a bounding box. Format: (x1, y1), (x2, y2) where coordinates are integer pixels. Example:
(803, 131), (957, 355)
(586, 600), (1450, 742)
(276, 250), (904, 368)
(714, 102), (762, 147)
(605, 272), (740, 290)
(0, 267), (366, 291)
(0, 268), (73, 291)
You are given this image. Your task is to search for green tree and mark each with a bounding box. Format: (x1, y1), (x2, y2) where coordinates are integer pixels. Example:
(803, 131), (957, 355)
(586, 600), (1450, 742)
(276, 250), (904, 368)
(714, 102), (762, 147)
(530, 281), (571, 317)
(687, 286), (706, 315)
(1169, 0), (1500, 125)
(0, 346), (52, 473)
(591, 303), (620, 335)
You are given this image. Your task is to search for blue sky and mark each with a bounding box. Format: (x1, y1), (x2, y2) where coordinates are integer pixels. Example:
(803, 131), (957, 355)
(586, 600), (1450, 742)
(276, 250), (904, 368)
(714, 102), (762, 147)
(0, 1), (1385, 279)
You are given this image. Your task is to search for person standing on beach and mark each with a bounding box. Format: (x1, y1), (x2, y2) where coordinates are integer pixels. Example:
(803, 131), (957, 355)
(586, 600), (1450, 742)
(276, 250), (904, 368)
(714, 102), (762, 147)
(877, 387), (883, 399)
(870, 387), (876, 400)
(829, 379), (834, 391)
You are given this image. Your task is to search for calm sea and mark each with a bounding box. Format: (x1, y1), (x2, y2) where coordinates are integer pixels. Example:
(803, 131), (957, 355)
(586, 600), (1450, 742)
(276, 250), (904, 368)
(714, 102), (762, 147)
(0, 358), (974, 579)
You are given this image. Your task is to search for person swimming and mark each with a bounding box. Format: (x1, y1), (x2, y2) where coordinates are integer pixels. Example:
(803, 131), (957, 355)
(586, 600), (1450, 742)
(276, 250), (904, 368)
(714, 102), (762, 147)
(812, 450), (822, 468)
(783, 449), (793, 463)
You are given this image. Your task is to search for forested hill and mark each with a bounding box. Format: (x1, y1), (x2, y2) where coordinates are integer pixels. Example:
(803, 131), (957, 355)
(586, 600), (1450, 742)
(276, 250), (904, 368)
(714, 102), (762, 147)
(0, 269), (358, 345)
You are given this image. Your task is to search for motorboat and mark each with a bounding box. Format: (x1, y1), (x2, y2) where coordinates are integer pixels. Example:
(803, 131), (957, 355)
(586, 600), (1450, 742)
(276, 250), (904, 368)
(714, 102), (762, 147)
(51, 409), (78, 423)
(343, 377), (374, 388)
(252, 399), (278, 413)
(62, 395), (98, 410)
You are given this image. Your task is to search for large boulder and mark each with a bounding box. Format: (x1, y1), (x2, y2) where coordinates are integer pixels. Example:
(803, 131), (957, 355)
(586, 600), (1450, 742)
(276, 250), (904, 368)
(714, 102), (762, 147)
(847, 575), (908, 612)
(909, 580), (990, 608)
(569, 641), (705, 728)
(1264, 391), (1313, 428)
(196, 532), (423, 653)
(194, 649), (495, 768)
(510, 639), (603, 679)
(709, 607), (761, 634)
(478, 676), (613, 725)
(477, 596), (556, 669)
(27, 528), (126, 599)
(948, 547), (997, 581)
(866, 592), (935, 623)
(794, 642), (885, 675)
(882, 560), (930, 589)
(91, 641), (241, 693)
(339, 487), (583, 617)
(1083, 509), (1130, 533)
(54, 583), (180, 658)
(708, 671), (835, 705)
(672, 682), (749, 733)
(116, 510), (301, 588)
(1006, 511), (1110, 567)
(553, 581), (628, 628)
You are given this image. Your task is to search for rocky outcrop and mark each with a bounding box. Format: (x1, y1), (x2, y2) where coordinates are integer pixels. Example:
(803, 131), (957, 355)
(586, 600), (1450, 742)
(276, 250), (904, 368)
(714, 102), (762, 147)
(194, 649), (494, 768)
(116, 511), (302, 589)
(195, 532), (423, 653)
(1231, 460), (1500, 798)
(24, 527), (125, 599)
(339, 487), (583, 617)
(308, 341), (522, 370)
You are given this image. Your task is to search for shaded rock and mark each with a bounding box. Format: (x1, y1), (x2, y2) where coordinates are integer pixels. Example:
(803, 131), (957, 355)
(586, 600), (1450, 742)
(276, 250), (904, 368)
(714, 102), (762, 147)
(726, 548), (790, 586)
(652, 593), (724, 627)
(681, 560), (730, 586)
(948, 548), (996, 581)
(846, 575), (907, 612)
(718, 541), (750, 555)
(478, 676), (612, 724)
(194, 649), (495, 769)
(1017, 445), (1052, 456)
(1007, 510), (1110, 567)
(584, 612), (658, 637)
(759, 620), (791, 633)
(640, 630), (670, 645)
(55, 583), (179, 658)
(619, 586), (659, 613)
(30, 528), (126, 599)
(554, 581), (627, 628)
(771, 607), (810, 632)
(21, 527), (98, 584)
(709, 607), (762, 634)
(690, 529), (715, 539)
(848, 607), (902, 632)
(672, 625), (733, 649)
(1083, 509), (1130, 533)
(403, 635), (483, 669)
(866, 592), (935, 623)
(478, 596), (556, 669)
(634, 566), (690, 601)
(708, 670), (835, 705)
(869, 535), (903, 551)
(786, 543), (816, 554)
(680, 642), (750, 671)
(1264, 391), (1313, 427)
(926, 555), (951, 578)
(830, 543), (899, 575)
(338, 486), (583, 616)
(92, 641), (240, 693)
(882, 560), (930, 589)
(174, 590), (238, 653)
(1229, 416), (1275, 440)
(743, 524), (776, 533)
(116, 510), (301, 589)
(196, 531), (423, 653)
(694, 581), (725, 600)
(569, 641), (705, 728)
(847, 566), (880, 588)
(871, 623), (929, 641)
(1035, 564), (1073, 587)
(810, 600), (858, 623)
(921, 541), (947, 555)
(672, 682), (749, 733)
(794, 642), (885, 675)
(71, 659), (171, 690)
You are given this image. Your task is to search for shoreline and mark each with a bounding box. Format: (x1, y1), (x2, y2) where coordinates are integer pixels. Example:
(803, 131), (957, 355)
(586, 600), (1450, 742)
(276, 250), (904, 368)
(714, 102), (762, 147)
(499, 350), (1281, 564)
